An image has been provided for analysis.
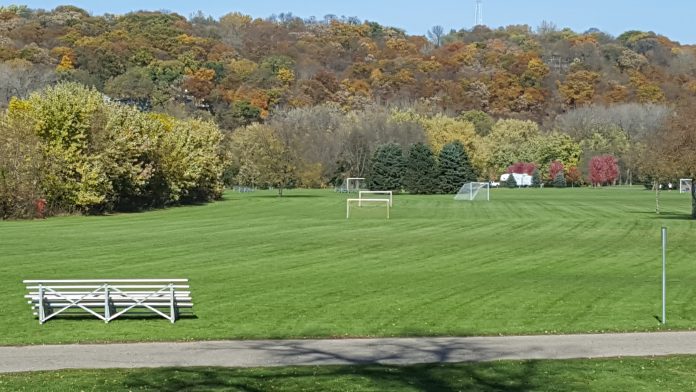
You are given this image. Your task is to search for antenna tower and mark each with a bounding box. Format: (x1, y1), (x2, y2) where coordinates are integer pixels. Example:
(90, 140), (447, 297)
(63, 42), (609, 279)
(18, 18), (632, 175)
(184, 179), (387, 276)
(475, 0), (483, 26)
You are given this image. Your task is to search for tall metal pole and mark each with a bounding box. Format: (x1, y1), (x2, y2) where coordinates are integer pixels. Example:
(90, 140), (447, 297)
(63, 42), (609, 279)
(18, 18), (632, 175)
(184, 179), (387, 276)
(475, 0), (483, 26)
(662, 226), (666, 324)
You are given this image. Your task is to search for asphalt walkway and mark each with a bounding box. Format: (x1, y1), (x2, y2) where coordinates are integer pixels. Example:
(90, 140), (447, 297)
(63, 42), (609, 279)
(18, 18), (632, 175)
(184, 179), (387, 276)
(3, 331), (696, 373)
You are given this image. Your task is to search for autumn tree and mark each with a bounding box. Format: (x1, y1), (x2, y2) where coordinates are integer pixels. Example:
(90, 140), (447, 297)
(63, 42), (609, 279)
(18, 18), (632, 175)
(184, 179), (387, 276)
(0, 106), (44, 218)
(229, 123), (299, 196)
(3, 82), (225, 217)
(548, 160), (564, 182)
(459, 110), (494, 136)
(566, 167), (583, 187)
(640, 102), (696, 217)
(391, 111), (477, 155)
(557, 70), (600, 108)
(476, 119), (541, 177)
(588, 155), (619, 186)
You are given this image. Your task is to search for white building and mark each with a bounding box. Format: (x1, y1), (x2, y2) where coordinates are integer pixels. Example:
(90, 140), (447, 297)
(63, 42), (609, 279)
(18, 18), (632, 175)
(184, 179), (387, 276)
(500, 173), (532, 187)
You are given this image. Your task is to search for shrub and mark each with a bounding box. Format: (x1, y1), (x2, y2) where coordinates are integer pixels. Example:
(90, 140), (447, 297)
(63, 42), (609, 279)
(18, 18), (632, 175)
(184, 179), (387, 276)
(1, 82), (226, 218)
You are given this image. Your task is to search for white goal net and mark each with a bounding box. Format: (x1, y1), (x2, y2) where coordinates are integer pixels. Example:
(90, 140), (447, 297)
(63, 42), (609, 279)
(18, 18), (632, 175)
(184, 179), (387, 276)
(680, 178), (692, 194)
(335, 177), (366, 193)
(454, 182), (490, 201)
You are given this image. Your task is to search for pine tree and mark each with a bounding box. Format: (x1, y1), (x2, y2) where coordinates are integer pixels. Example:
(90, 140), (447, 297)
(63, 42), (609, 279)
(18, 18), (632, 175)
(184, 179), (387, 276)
(403, 142), (439, 194)
(366, 143), (404, 191)
(505, 173), (518, 188)
(531, 169), (542, 187)
(553, 171), (567, 188)
(438, 141), (476, 193)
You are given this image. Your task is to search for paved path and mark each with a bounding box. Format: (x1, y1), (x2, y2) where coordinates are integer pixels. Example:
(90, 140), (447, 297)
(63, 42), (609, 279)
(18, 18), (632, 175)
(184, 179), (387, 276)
(3, 332), (696, 373)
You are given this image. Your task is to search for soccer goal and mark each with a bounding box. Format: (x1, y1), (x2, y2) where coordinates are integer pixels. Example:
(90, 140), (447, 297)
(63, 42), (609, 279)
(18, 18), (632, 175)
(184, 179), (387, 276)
(680, 178), (692, 194)
(454, 182), (490, 201)
(346, 198), (390, 219)
(358, 190), (393, 206)
(335, 177), (366, 193)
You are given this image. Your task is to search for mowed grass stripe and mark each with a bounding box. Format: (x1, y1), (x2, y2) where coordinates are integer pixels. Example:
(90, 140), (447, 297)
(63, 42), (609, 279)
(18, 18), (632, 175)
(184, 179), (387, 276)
(0, 187), (694, 344)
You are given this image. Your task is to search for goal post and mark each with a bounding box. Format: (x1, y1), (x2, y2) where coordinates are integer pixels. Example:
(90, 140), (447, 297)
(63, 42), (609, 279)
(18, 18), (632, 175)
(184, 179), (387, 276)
(358, 190), (393, 206)
(346, 198), (390, 219)
(346, 177), (366, 193)
(454, 182), (490, 201)
(680, 178), (692, 194)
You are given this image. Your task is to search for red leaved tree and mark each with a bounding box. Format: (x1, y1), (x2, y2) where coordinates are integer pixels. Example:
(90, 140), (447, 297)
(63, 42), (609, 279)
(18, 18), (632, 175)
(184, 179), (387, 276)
(548, 160), (564, 181)
(565, 166), (583, 187)
(507, 162), (537, 175)
(588, 155), (619, 186)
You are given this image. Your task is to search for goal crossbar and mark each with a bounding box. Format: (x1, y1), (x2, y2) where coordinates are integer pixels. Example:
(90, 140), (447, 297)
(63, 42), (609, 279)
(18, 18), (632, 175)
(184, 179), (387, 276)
(346, 198), (390, 219)
(358, 191), (393, 206)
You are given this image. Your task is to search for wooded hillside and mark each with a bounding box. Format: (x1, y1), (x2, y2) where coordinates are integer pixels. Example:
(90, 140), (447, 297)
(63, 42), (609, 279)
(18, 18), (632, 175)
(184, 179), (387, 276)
(1, 5), (693, 125)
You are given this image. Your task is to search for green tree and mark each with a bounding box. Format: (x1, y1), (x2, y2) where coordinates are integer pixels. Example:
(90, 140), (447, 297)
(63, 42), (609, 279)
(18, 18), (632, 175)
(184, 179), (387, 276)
(438, 141), (476, 193)
(229, 123), (299, 197)
(476, 119), (541, 178)
(459, 110), (494, 136)
(104, 67), (156, 107)
(403, 142), (439, 194)
(505, 173), (518, 188)
(553, 171), (567, 188)
(366, 143), (404, 191)
(531, 169), (542, 187)
(231, 100), (262, 125)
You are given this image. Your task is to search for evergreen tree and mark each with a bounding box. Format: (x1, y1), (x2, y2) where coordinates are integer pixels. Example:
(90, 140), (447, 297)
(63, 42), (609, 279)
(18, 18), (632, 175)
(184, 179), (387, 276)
(553, 171), (567, 188)
(438, 141), (476, 193)
(531, 169), (542, 187)
(403, 142), (439, 194)
(366, 143), (404, 191)
(505, 173), (518, 188)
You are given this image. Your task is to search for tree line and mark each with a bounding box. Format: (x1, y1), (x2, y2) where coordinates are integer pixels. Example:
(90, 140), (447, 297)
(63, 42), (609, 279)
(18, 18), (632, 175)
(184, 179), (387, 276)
(2, 5), (696, 218)
(1, 5), (694, 125)
(365, 141), (476, 194)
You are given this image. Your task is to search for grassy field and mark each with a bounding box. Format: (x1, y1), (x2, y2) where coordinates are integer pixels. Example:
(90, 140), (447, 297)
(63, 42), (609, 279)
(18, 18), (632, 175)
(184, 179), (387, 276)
(2, 356), (695, 391)
(1, 187), (695, 345)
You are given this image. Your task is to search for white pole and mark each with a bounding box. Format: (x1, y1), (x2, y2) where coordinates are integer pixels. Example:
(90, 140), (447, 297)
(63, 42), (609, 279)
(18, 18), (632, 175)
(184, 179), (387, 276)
(104, 284), (110, 323)
(38, 284), (44, 324)
(487, 184), (490, 201)
(662, 226), (667, 324)
(387, 203), (390, 219)
(170, 283), (176, 324)
(346, 200), (350, 219)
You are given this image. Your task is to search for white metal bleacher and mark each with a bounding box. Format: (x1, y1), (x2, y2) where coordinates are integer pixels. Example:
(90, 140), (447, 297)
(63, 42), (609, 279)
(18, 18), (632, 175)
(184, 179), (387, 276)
(24, 279), (192, 324)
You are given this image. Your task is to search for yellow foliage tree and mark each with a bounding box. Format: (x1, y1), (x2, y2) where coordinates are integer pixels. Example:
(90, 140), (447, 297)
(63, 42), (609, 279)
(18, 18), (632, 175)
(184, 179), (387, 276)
(276, 67), (295, 85)
(557, 70), (600, 107)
